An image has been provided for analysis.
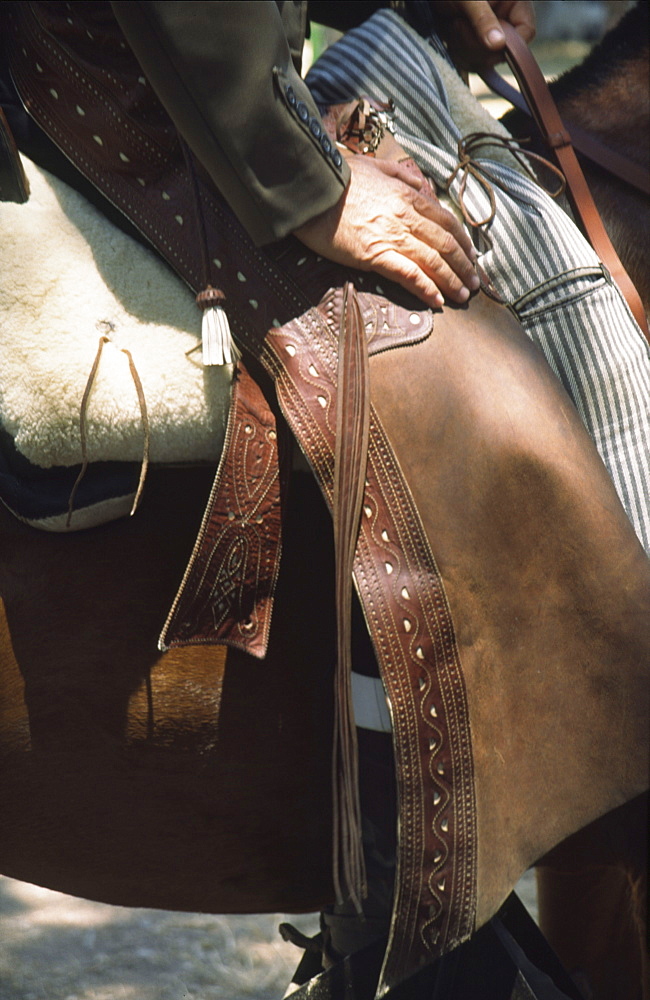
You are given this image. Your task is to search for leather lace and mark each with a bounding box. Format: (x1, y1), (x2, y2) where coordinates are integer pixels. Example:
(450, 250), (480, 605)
(66, 335), (150, 528)
(446, 131), (566, 228)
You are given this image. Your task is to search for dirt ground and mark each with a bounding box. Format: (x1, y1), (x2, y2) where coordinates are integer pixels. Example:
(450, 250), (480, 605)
(0, 876), (316, 1000)
(0, 872), (537, 1000)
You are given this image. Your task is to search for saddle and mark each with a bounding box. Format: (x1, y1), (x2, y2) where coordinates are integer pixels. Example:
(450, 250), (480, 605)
(3, 6), (649, 996)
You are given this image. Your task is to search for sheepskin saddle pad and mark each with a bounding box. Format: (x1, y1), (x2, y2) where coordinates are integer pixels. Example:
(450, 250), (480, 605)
(0, 51), (522, 534)
(0, 155), (232, 531)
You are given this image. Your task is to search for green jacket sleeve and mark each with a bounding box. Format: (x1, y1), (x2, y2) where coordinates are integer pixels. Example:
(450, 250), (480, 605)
(111, 1), (350, 245)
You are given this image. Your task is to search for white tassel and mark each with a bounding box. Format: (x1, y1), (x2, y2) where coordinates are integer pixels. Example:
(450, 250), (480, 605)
(196, 287), (241, 366)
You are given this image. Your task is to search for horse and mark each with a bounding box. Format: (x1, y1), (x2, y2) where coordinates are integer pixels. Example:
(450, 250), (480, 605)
(0, 5), (648, 999)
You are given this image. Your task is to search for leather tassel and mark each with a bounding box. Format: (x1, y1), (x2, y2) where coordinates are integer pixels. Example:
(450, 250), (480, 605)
(196, 286), (241, 366)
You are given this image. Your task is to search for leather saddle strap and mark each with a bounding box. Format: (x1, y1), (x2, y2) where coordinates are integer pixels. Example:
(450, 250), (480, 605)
(480, 67), (650, 198)
(499, 22), (649, 339)
(332, 284), (371, 909)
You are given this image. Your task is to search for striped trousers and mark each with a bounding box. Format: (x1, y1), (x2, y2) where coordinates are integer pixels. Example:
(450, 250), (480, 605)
(306, 10), (650, 554)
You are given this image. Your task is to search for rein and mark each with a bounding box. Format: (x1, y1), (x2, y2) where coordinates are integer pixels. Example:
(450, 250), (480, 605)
(481, 67), (650, 198)
(483, 24), (649, 340)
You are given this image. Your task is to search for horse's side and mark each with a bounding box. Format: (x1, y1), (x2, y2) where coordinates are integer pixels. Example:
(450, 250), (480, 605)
(0, 464), (337, 914)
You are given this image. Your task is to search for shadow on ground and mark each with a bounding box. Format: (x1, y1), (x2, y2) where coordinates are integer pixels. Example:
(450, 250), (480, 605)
(0, 873), (537, 1000)
(0, 875), (319, 1000)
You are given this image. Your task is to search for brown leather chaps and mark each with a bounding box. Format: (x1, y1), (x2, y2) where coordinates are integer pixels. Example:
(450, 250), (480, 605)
(3, 5), (649, 993)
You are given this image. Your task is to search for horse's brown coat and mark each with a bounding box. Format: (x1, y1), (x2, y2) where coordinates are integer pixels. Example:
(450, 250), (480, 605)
(0, 467), (336, 913)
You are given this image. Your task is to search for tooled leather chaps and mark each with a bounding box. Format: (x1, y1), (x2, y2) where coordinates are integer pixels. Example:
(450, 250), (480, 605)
(3, 5), (649, 994)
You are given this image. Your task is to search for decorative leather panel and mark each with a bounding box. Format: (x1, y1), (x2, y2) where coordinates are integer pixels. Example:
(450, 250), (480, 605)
(264, 307), (476, 989)
(159, 365), (283, 659)
(317, 288), (432, 357)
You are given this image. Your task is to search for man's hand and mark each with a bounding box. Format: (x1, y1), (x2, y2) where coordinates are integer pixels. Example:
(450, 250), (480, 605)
(294, 156), (479, 308)
(436, 1), (536, 70)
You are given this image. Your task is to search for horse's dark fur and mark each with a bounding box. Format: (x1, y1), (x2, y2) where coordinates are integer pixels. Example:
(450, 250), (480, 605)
(546, 1), (649, 104)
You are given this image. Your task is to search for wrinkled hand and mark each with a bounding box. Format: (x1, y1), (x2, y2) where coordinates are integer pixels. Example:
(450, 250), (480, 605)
(293, 156), (479, 308)
(436, 1), (536, 70)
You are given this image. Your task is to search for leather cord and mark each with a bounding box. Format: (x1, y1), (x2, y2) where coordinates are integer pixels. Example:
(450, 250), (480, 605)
(446, 130), (566, 228)
(67, 335), (150, 528)
(496, 23), (649, 340)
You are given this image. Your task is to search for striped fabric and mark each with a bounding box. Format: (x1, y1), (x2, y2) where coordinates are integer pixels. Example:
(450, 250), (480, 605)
(306, 10), (650, 553)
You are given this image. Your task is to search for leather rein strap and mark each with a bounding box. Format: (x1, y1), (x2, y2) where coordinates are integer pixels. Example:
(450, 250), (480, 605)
(492, 23), (649, 340)
(481, 67), (650, 198)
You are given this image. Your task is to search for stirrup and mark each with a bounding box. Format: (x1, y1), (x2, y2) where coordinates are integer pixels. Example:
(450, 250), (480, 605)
(279, 923), (326, 996)
(279, 894), (586, 999)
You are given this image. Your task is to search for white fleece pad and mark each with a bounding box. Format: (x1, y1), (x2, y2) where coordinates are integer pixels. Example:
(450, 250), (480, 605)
(0, 156), (232, 469)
